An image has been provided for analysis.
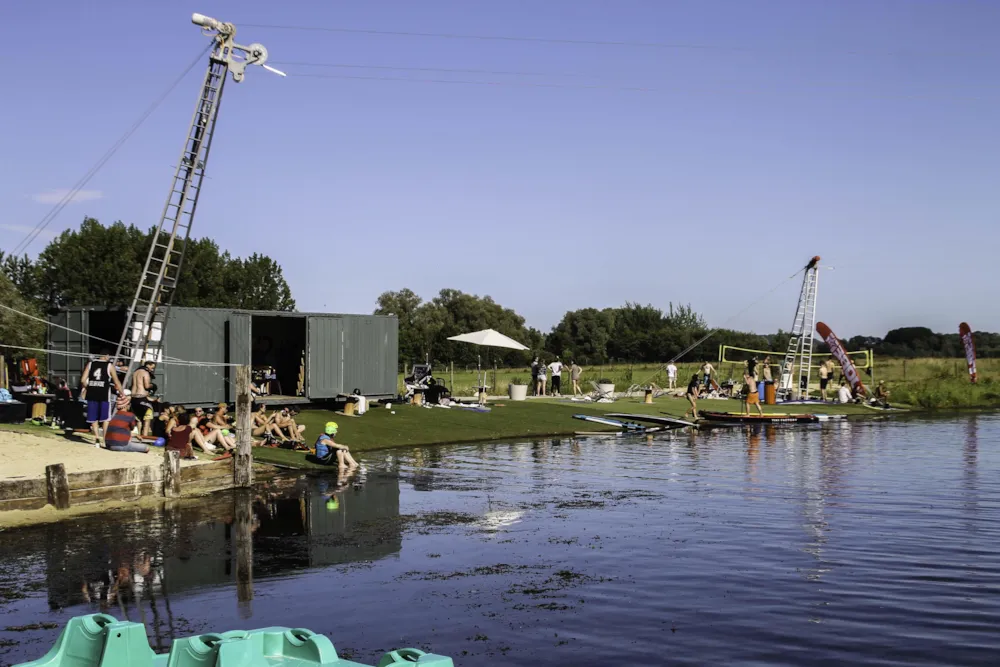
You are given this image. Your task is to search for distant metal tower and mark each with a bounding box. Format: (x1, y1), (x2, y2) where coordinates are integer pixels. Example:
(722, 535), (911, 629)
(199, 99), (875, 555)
(114, 13), (283, 382)
(778, 256), (821, 400)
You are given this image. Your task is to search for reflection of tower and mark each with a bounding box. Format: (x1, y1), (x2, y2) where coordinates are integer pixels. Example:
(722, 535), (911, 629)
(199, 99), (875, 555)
(790, 423), (849, 583)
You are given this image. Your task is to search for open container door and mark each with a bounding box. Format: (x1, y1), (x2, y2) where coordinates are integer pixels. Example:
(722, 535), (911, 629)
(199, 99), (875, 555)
(226, 313), (251, 403)
(306, 316), (343, 399)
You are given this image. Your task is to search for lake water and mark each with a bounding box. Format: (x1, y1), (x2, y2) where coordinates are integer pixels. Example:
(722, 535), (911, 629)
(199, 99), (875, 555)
(2, 415), (999, 666)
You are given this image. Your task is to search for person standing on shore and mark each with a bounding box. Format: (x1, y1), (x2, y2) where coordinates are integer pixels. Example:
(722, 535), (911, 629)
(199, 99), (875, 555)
(548, 357), (563, 396)
(818, 359), (832, 401)
(666, 362), (678, 389)
(130, 361), (156, 433)
(570, 361), (583, 396)
(701, 361), (716, 392)
(81, 351), (124, 446)
(536, 362), (548, 396)
(743, 364), (764, 417)
(683, 373), (701, 421)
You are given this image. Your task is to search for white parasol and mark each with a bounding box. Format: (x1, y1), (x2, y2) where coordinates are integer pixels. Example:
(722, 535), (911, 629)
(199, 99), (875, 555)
(447, 329), (529, 399)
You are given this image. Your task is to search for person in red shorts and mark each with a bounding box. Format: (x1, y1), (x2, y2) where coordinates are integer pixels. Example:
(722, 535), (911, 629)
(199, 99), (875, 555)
(104, 394), (150, 453)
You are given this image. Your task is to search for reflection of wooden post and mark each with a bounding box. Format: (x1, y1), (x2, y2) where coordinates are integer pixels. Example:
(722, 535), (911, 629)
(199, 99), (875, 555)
(234, 365), (253, 488)
(163, 450), (181, 497)
(234, 489), (254, 616)
(45, 463), (70, 509)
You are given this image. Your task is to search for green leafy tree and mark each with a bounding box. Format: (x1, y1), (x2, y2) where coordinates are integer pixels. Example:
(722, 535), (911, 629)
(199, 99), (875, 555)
(222, 253), (295, 311)
(27, 217), (295, 311)
(546, 308), (613, 364)
(36, 218), (147, 308)
(375, 288), (426, 363)
(0, 251), (42, 304)
(170, 238), (232, 308)
(0, 272), (46, 360)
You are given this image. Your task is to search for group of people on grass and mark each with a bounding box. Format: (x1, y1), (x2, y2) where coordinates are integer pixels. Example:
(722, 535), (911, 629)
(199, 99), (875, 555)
(530, 357), (583, 396)
(71, 350), (365, 473)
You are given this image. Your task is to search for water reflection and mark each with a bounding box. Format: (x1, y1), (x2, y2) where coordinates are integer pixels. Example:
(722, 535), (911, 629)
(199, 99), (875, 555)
(964, 416), (978, 521)
(4, 416), (1000, 667)
(32, 470), (400, 627)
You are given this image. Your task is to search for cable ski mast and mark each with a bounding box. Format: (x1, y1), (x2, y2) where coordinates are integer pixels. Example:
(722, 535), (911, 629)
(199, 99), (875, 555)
(114, 14), (284, 380)
(777, 256), (821, 400)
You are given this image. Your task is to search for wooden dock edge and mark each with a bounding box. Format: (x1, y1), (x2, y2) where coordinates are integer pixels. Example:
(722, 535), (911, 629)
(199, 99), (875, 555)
(0, 453), (276, 514)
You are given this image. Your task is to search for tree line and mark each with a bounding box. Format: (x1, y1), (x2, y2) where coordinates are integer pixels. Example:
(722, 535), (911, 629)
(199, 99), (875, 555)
(0, 217), (296, 362)
(375, 288), (999, 368)
(2, 219), (993, 369)
(2, 217), (295, 312)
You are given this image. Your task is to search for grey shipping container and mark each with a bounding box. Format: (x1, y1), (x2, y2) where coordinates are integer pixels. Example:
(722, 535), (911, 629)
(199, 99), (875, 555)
(46, 307), (398, 405)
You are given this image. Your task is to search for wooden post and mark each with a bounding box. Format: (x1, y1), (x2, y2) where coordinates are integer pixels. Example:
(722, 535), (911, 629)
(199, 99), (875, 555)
(45, 463), (70, 509)
(163, 450), (181, 498)
(234, 489), (254, 615)
(450, 361), (454, 393)
(234, 365), (253, 488)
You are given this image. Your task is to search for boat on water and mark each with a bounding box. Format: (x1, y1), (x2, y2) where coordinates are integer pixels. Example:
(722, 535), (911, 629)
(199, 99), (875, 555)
(698, 411), (822, 424)
(14, 614), (453, 667)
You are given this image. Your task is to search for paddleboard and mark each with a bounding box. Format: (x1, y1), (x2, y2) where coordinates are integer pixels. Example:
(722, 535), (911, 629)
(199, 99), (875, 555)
(606, 413), (695, 428)
(573, 415), (645, 430)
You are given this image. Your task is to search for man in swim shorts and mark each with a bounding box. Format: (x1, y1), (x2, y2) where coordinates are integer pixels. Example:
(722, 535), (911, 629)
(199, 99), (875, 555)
(743, 366), (763, 417)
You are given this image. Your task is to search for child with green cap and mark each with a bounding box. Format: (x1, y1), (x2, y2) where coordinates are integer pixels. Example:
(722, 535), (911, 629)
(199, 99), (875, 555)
(313, 421), (359, 471)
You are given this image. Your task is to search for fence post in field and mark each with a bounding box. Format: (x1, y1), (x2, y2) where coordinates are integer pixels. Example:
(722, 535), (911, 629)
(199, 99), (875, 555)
(234, 365), (253, 488)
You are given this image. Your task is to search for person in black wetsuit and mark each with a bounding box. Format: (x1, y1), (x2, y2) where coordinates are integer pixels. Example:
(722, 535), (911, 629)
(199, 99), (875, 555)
(424, 378), (451, 405)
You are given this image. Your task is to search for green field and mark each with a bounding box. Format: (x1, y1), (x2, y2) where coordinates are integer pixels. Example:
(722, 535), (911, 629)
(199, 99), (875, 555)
(251, 395), (872, 469)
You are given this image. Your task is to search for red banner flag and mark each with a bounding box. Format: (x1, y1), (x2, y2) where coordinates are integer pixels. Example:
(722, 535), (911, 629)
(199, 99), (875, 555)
(816, 322), (867, 397)
(959, 322), (977, 384)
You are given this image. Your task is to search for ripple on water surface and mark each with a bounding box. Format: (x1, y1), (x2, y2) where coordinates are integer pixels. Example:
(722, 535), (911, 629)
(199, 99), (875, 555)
(1, 415), (1000, 666)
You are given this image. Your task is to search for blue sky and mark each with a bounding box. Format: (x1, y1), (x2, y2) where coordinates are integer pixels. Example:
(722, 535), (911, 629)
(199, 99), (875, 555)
(1, 0), (997, 337)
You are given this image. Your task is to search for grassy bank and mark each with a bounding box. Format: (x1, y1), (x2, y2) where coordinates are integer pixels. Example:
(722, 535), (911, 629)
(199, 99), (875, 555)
(415, 357), (1000, 409)
(889, 378), (1000, 410)
(251, 396), (872, 469)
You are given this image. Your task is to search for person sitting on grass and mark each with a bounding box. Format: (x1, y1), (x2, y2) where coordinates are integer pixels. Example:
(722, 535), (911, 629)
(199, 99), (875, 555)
(191, 406), (235, 453)
(683, 373), (701, 421)
(212, 402), (232, 428)
(252, 404), (286, 442)
(873, 380), (891, 407)
(274, 406), (306, 443)
(313, 421), (359, 471)
(167, 410), (197, 460)
(103, 394), (150, 453)
(424, 378), (451, 405)
(152, 402), (173, 439)
(837, 379), (853, 404)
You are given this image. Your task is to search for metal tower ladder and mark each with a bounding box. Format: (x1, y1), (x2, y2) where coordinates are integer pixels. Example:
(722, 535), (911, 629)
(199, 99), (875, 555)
(112, 14), (281, 389)
(777, 256), (821, 400)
